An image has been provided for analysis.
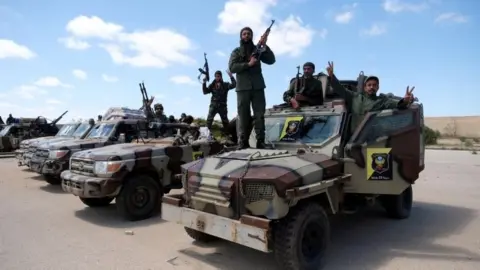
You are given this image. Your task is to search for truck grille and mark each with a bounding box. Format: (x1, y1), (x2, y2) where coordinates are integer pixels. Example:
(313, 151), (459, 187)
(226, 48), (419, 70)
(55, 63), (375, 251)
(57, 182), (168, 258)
(70, 158), (95, 176)
(35, 149), (49, 158)
(244, 183), (275, 204)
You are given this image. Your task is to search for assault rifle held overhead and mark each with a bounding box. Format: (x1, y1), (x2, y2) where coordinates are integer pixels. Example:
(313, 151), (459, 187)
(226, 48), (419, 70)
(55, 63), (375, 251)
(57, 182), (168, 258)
(251, 20), (275, 60)
(197, 53), (210, 83)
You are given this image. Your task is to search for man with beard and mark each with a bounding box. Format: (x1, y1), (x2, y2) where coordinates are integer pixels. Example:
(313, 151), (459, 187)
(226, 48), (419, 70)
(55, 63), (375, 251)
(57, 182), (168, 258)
(283, 62), (324, 108)
(326, 61), (415, 136)
(153, 103), (168, 123)
(202, 70), (236, 136)
(228, 26), (276, 149)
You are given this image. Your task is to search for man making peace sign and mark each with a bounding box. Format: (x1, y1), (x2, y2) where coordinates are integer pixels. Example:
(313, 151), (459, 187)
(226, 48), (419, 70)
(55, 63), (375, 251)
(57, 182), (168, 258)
(326, 61), (415, 135)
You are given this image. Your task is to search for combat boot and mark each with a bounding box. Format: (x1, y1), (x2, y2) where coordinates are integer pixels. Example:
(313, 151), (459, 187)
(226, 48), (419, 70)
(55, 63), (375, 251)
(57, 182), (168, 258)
(236, 134), (249, 150)
(256, 139), (267, 149)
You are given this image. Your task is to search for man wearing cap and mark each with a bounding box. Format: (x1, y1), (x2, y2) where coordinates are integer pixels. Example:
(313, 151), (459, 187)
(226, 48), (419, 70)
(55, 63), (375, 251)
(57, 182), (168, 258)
(228, 26), (276, 150)
(326, 61), (415, 135)
(283, 62), (324, 108)
(202, 70), (236, 137)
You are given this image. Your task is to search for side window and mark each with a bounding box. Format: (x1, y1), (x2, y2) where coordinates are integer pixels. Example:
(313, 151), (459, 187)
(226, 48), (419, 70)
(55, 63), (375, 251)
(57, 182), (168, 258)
(125, 124), (138, 137)
(353, 110), (415, 144)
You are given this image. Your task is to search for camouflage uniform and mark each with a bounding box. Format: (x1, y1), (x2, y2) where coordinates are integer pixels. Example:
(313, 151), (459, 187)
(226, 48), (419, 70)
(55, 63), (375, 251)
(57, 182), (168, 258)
(283, 62), (324, 106)
(153, 103), (168, 123)
(203, 70), (236, 132)
(330, 74), (411, 135)
(228, 26), (276, 149)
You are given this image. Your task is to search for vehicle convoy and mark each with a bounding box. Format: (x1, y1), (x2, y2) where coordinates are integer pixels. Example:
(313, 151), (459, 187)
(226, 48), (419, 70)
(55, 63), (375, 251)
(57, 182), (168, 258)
(161, 72), (425, 270)
(0, 111), (68, 152)
(61, 122), (227, 221)
(16, 120), (95, 168)
(29, 108), (152, 185)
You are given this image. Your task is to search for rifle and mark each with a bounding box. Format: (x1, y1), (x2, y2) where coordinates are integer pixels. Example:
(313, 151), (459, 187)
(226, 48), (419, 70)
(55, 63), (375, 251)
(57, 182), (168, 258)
(251, 20), (275, 59)
(197, 53), (210, 83)
(139, 82), (155, 121)
(294, 65), (301, 93)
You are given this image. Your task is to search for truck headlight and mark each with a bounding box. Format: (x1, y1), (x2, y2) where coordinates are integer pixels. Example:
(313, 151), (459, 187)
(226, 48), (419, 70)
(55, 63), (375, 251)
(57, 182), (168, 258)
(49, 150), (69, 159)
(93, 161), (123, 175)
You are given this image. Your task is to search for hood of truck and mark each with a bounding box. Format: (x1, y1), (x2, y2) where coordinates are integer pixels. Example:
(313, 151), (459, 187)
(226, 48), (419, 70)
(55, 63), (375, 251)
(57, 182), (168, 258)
(182, 148), (342, 197)
(47, 137), (109, 151)
(71, 141), (174, 161)
(21, 136), (55, 147)
(36, 136), (78, 148)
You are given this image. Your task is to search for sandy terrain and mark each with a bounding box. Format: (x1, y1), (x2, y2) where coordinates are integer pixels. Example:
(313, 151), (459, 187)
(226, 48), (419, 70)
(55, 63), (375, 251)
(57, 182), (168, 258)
(425, 116), (480, 138)
(0, 150), (480, 270)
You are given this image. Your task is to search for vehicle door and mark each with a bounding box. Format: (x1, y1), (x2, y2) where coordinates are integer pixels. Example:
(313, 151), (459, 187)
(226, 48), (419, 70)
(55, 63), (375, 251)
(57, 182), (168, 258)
(343, 104), (424, 194)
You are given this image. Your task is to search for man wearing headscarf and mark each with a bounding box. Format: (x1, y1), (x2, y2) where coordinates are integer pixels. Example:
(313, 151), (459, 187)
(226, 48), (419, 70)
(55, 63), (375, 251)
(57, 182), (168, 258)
(153, 103), (168, 123)
(283, 62), (325, 108)
(202, 70), (236, 135)
(228, 26), (276, 150)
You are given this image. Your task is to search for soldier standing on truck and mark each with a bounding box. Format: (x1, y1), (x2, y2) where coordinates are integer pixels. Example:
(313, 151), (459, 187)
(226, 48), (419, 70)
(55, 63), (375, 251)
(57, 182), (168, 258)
(326, 61), (415, 136)
(283, 62), (324, 108)
(228, 26), (276, 150)
(202, 70), (236, 136)
(153, 103), (168, 123)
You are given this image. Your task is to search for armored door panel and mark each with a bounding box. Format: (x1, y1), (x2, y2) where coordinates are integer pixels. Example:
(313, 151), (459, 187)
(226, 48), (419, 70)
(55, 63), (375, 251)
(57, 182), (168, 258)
(344, 106), (422, 194)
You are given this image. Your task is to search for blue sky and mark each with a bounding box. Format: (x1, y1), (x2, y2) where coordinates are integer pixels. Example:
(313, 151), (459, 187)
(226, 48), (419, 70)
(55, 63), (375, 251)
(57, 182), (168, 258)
(0, 0), (478, 123)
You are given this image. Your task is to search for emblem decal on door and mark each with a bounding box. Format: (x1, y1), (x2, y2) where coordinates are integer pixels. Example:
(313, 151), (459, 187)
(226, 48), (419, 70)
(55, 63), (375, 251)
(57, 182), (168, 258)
(367, 148), (393, 181)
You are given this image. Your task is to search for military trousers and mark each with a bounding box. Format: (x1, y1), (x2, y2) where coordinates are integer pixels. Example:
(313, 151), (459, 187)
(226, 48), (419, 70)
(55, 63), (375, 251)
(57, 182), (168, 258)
(236, 89), (266, 142)
(206, 103), (229, 130)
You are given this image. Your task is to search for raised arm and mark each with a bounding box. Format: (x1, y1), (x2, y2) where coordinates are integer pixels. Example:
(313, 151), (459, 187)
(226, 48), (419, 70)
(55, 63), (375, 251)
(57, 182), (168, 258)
(326, 61), (356, 104)
(380, 86), (415, 110)
(226, 71), (236, 90)
(259, 46), (276, 65)
(228, 48), (249, 73)
(202, 81), (212, 95)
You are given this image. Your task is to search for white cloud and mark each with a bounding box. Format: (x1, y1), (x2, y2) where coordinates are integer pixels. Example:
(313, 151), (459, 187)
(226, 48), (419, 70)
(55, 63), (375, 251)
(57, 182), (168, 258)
(102, 74), (118, 83)
(382, 0), (428, 13)
(45, 98), (63, 105)
(434, 12), (468, 24)
(58, 37), (90, 50)
(360, 23), (387, 36)
(335, 11), (354, 24)
(0, 39), (36, 59)
(215, 50), (226, 57)
(318, 29), (328, 39)
(34, 76), (73, 88)
(60, 15), (196, 68)
(216, 0), (316, 57)
(15, 85), (47, 99)
(72, 69), (87, 80)
(170, 75), (196, 86)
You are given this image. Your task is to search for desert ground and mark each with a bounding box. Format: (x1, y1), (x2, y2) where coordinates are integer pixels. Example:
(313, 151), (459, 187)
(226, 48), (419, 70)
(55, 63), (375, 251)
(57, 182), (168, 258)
(425, 116), (480, 138)
(1, 150), (479, 270)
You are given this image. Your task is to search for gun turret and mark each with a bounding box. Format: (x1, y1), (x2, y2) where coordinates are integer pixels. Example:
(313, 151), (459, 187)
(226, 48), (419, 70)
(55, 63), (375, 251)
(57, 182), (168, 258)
(51, 110), (68, 125)
(139, 82), (156, 121)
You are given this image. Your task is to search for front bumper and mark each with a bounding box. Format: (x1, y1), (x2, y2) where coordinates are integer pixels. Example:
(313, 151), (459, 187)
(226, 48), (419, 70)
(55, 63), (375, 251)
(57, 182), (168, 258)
(29, 156), (47, 174)
(61, 170), (122, 198)
(43, 159), (68, 176)
(161, 195), (271, 253)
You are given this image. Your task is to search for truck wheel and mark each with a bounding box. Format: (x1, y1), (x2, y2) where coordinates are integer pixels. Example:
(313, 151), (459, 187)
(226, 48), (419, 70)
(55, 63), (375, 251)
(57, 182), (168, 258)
(116, 174), (162, 221)
(274, 203), (330, 270)
(381, 185), (413, 219)
(80, 197), (114, 207)
(44, 174), (61, 185)
(184, 227), (218, 243)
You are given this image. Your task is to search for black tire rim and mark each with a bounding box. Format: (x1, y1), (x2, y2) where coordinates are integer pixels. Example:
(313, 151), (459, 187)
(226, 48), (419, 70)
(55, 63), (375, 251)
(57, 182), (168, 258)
(130, 186), (151, 208)
(300, 219), (325, 262)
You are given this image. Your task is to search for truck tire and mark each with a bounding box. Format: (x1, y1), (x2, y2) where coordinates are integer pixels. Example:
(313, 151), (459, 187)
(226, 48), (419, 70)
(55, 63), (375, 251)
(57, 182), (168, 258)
(274, 203), (330, 270)
(116, 174), (162, 221)
(44, 174), (61, 185)
(80, 197), (114, 207)
(184, 227), (218, 243)
(381, 185), (413, 219)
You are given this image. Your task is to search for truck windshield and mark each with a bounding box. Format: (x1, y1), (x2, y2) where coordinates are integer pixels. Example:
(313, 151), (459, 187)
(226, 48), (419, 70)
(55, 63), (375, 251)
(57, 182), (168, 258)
(56, 124), (78, 137)
(86, 123), (115, 138)
(265, 115), (341, 144)
(72, 124), (91, 138)
(0, 125), (11, 136)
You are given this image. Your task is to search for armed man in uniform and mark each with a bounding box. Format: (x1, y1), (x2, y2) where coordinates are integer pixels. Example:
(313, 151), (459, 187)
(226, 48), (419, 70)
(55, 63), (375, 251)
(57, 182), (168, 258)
(326, 61), (415, 136)
(202, 70), (236, 136)
(153, 103), (168, 123)
(283, 62), (324, 108)
(228, 26), (276, 149)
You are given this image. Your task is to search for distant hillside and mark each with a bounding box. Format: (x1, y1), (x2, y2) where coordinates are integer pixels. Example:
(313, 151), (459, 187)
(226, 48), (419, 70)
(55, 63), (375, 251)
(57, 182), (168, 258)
(425, 116), (480, 138)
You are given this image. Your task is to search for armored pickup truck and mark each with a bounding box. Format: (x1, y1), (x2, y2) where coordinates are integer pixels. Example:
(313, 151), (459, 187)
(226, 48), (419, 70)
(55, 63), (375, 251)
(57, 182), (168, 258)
(161, 72), (425, 270)
(30, 117), (155, 185)
(61, 123), (226, 221)
(16, 120), (95, 168)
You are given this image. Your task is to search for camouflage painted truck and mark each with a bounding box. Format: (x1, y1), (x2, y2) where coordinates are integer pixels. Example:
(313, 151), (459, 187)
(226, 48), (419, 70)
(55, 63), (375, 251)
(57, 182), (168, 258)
(29, 114), (151, 185)
(60, 123), (227, 221)
(161, 73), (425, 270)
(0, 111), (68, 152)
(16, 120), (95, 168)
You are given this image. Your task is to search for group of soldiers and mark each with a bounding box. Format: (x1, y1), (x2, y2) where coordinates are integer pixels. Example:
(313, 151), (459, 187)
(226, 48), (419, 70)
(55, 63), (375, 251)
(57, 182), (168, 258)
(201, 26), (416, 150)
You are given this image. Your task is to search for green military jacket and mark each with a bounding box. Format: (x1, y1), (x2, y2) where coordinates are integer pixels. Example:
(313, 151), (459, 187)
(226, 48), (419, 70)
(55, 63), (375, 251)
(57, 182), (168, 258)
(283, 77), (324, 105)
(228, 46), (276, 91)
(330, 74), (410, 134)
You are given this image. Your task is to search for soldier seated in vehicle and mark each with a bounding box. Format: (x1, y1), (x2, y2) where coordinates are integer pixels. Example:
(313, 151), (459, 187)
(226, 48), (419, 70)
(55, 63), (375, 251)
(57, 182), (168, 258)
(283, 62), (325, 109)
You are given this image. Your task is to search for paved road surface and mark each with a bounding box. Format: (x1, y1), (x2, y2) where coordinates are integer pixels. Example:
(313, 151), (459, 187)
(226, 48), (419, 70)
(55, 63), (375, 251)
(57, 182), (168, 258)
(1, 150), (479, 270)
